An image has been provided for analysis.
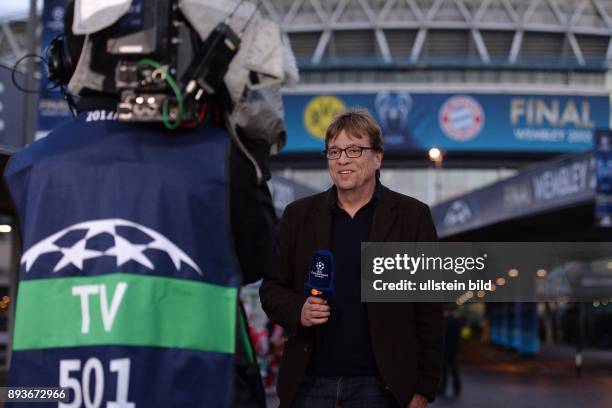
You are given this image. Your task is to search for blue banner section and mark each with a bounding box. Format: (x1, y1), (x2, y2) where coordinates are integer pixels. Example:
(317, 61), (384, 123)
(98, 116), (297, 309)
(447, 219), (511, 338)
(7, 346), (232, 408)
(595, 129), (612, 227)
(38, 0), (72, 138)
(0, 70), (25, 150)
(431, 152), (595, 238)
(283, 92), (610, 153)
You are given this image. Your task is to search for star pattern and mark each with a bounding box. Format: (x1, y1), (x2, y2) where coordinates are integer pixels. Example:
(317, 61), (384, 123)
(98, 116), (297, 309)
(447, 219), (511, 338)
(53, 239), (104, 272)
(105, 235), (154, 270)
(21, 219), (203, 275)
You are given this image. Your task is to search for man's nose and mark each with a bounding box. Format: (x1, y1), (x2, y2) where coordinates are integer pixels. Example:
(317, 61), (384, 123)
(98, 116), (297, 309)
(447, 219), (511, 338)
(337, 150), (351, 163)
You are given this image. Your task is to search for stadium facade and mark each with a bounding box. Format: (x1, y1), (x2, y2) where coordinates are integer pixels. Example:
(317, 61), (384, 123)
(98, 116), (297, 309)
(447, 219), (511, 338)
(260, 0), (612, 205)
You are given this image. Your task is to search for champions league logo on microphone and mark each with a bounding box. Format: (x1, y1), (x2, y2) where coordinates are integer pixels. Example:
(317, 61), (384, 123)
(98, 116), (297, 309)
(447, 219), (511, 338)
(314, 261), (326, 278)
(375, 92), (413, 146)
(305, 250), (335, 299)
(21, 218), (202, 275)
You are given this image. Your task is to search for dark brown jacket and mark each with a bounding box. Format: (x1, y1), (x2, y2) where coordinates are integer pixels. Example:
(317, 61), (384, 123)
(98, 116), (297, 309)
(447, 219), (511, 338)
(260, 185), (443, 407)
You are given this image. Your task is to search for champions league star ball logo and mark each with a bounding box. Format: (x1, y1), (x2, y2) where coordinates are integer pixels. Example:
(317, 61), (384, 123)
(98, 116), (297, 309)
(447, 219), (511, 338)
(312, 261), (327, 279)
(443, 200), (473, 228)
(21, 219), (202, 275)
(439, 95), (484, 142)
(47, 6), (65, 30)
(375, 92), (413, 145)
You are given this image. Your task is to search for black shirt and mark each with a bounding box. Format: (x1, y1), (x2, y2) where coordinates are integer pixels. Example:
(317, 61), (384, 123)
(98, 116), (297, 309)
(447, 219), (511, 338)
(307, 181), (381, 376)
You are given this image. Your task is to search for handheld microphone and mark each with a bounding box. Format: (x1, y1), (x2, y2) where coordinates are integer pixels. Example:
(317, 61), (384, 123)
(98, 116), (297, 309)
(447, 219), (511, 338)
(304, 250), (335, 300)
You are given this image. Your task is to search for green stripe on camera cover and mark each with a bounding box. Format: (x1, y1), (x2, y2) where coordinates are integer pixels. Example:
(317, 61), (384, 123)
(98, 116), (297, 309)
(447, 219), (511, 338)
(13, 273), (237, 353)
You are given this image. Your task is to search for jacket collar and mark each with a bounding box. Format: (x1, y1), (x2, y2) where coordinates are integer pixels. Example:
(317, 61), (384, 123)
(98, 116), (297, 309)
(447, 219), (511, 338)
(370, 185), (398, 242)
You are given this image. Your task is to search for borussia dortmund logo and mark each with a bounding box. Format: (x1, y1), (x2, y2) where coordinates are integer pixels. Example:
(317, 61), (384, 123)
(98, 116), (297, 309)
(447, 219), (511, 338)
(303, 95), (346, 140)
(21, 219), (202, 275)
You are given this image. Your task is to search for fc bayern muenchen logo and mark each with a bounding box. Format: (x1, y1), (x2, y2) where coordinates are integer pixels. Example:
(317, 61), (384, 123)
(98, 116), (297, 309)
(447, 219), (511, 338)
(438, 95), (484, 142)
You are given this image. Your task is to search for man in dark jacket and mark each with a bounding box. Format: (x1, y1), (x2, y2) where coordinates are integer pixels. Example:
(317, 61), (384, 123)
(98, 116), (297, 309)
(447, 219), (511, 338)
(260, 109), (443, 407)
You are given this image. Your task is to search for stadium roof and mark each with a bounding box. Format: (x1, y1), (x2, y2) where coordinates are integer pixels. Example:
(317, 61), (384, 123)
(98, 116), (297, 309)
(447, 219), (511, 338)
(0, 0), (40, 21)
(0, 1), (42, 65)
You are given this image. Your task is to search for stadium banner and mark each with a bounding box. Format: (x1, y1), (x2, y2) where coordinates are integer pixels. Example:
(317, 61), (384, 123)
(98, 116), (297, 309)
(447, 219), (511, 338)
(37, 0), (72, 139)
(431, 152), (595, 238)
(595, 129), (612, 227)
(283, 92), (610, 153)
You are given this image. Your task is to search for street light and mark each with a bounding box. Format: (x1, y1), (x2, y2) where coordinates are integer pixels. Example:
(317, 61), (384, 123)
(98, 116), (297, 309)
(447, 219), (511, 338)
(428, 147), (443, 203)
(428, 147), (443, 165)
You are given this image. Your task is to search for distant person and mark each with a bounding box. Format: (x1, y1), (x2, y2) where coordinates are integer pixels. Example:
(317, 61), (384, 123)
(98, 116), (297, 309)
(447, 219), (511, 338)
(439, 306), (462, 398)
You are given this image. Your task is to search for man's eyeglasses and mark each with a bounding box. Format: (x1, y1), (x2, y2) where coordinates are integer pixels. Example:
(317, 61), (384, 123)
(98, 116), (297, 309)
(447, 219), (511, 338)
(324, 146), (376, 160)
